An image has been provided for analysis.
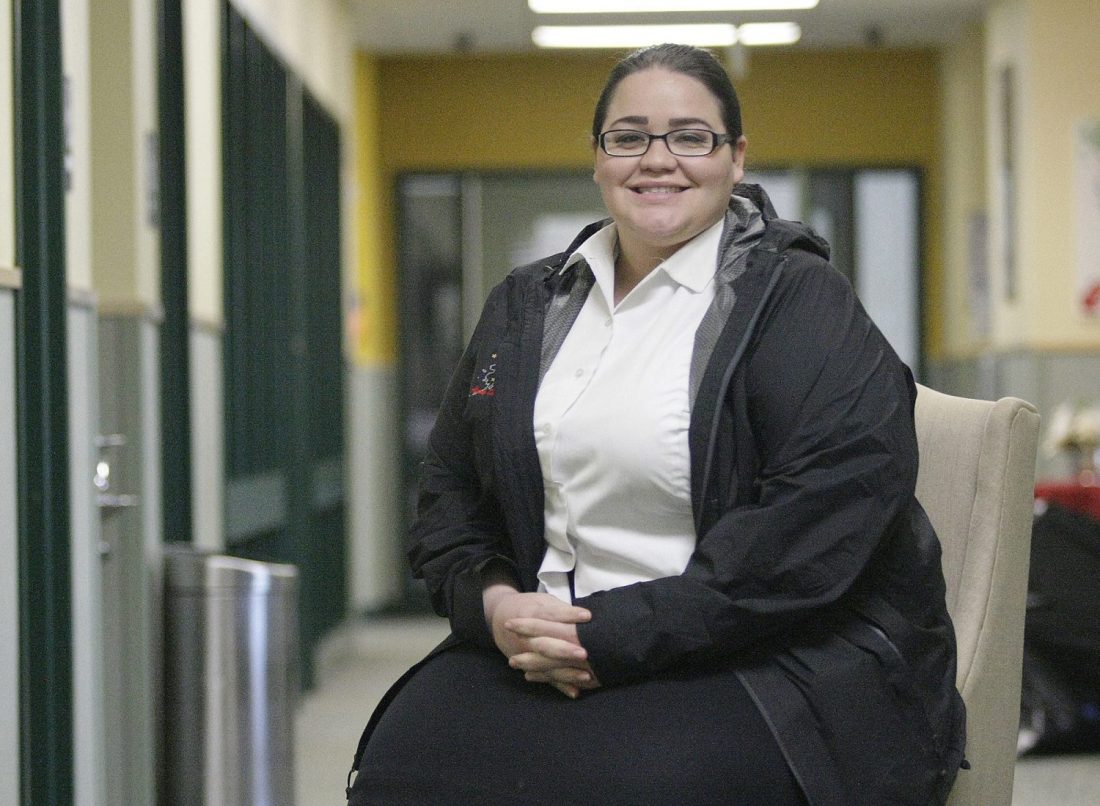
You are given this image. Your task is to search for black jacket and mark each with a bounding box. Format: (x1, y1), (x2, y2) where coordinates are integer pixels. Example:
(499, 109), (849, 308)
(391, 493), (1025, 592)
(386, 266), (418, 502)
(354, 185), (966, 805)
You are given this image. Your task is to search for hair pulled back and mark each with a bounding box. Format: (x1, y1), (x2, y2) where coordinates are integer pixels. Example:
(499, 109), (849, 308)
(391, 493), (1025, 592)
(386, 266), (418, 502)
(591, 44), (743, 141)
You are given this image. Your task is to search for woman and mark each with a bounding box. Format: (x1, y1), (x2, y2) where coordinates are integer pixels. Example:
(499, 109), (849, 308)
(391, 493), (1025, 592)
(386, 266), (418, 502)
(348, 44), (966, 805)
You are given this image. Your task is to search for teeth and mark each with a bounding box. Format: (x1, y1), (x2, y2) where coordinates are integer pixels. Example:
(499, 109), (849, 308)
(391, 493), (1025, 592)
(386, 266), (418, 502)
(637, 187), (681, 194)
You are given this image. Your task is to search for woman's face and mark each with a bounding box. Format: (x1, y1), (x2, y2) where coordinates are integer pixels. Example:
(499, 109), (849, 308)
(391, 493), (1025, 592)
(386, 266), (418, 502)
(594, 67), (746, 259)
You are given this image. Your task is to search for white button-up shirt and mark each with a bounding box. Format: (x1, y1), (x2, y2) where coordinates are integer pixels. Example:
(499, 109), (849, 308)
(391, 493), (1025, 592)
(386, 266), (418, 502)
(534, 218), (724, 602)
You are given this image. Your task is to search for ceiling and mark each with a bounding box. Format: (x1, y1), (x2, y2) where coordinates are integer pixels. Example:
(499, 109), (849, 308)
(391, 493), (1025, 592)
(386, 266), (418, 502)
(350, 0), (990, 55)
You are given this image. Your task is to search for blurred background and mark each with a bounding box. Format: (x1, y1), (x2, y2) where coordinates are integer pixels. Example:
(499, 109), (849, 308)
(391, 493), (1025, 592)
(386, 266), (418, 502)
(2, 0), (1099, 803)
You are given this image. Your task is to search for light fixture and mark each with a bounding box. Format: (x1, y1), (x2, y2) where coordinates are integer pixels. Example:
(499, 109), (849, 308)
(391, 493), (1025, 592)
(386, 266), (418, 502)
(532, 24), (738, 49)
(531, 22), (801, 49)
(736, 22), (802, 46)
(529, 0), (817, 12)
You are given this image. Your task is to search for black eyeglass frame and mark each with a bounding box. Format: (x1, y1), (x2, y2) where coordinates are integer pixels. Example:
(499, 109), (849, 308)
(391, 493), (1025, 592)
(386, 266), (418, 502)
(597, 128), (735, 157)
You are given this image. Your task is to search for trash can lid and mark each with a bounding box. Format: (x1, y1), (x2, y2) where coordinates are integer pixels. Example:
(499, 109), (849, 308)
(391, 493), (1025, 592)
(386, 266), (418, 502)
(164, 545), (298, 594)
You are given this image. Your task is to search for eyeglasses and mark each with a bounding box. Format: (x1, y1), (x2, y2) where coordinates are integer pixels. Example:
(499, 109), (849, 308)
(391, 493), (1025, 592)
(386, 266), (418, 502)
(598, 128), (734, 157)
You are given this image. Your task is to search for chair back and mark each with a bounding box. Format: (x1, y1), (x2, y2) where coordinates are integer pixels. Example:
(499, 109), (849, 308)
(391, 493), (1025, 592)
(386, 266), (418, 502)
(913, 383), (1040, 806)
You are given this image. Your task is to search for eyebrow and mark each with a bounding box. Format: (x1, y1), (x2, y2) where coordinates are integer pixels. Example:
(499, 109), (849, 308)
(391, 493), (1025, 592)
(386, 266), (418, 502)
(606, 115), (717, 129)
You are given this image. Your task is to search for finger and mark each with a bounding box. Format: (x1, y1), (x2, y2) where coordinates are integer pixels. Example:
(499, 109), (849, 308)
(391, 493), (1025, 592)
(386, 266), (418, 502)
(509, 651), (584, 673)
(575, 675), (601, 691)
(523, 600), (592, 623)
(508, 642), (587, 670)
(550, 681), (580, 699)
(504, 618), (584, 646)
(525, 667), (592, 686)
(525, 635), (587, 662)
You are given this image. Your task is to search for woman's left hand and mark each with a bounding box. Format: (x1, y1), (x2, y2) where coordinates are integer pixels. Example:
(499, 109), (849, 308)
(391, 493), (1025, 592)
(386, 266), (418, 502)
(503, 615), (602, 698)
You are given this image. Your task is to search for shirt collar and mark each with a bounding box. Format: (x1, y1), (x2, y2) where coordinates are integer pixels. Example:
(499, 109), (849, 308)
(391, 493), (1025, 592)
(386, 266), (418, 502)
(658, 218), (724, 292)
(561, 217), (724, 296)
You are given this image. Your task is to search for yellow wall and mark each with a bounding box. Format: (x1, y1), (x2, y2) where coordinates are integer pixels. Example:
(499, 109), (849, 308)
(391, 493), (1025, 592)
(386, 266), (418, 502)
(984, 0), (1030, 352)
(940, 24), (988, 359)
(86, 0), (161, 312)
(353, 54), (396, 366)
(0, 0), (16, 274)
(184, 0), (223, 326)
(981, 0), (1100, 352)
(62, 0), (93, 293)
(371, 48), (944, 353)
(1022, 0), (1100, 349)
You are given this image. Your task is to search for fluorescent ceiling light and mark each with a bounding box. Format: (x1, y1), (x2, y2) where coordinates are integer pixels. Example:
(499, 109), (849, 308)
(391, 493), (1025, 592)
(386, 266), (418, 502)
(532, 24), (738, 49)
(531, 23), (801, 49)
(737, 21), (801, 45)
(529, 0), (817, 12)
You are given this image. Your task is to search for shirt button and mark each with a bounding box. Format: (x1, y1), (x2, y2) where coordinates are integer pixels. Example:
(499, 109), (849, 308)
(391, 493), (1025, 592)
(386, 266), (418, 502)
(604, 318), (612, 327)
(574, 368), (584, 378)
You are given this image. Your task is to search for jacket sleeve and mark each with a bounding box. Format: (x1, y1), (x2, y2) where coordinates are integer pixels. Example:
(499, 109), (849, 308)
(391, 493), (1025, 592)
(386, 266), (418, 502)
(575, 258), (919, 684)
(406, 283), (520, 650)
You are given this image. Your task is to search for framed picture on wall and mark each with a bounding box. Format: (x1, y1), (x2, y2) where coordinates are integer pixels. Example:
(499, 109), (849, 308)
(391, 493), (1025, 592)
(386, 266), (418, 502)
(1075, 120), (1100, 316)
(1000, 65), (1018, 302)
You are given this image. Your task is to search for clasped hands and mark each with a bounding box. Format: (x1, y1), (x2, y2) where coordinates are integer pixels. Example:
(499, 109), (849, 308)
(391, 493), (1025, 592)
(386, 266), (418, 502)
(484, 585), (601, 699)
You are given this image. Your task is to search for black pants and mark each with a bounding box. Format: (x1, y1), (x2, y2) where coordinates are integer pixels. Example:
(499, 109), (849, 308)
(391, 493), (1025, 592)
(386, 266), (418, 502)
(350, 645), (806, 806)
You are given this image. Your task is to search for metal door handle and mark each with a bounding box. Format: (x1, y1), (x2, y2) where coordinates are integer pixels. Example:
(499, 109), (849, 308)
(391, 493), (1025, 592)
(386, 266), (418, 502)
(94, 433), (127, 449)
(98, 493), (139, 513)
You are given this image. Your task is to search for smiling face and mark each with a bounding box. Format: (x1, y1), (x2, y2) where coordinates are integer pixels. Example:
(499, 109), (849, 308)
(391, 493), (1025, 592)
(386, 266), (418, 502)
(594, 67), (747, 265)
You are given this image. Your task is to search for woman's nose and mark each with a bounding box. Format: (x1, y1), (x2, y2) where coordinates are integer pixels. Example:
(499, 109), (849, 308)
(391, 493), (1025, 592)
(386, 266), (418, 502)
(639, 137), (677, 170)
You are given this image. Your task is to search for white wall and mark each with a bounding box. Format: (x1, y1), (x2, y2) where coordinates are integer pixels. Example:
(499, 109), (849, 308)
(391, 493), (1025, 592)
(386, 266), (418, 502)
(60, 0), (105, 802)
(68, 299), (107, 806)
(348, 368), (403, 609)
(0, 287), (20, 806)
(190, 324), (225, 549)
(0, 0), (14, 754)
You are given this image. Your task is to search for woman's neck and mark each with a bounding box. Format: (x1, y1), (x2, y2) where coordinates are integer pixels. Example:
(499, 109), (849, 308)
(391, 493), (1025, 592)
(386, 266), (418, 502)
(613, 240), (673, 305)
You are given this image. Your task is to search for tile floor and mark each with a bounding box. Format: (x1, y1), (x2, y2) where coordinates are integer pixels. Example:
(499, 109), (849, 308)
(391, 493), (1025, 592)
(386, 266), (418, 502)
(295, 617), (1100, 805)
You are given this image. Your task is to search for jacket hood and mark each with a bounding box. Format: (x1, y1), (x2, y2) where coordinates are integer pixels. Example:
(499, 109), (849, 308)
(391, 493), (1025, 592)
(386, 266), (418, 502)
(733, 183), (831, 261)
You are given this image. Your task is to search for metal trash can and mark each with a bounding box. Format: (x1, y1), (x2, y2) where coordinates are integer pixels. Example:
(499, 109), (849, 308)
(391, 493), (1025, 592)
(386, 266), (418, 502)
(163, 546), (300, 806)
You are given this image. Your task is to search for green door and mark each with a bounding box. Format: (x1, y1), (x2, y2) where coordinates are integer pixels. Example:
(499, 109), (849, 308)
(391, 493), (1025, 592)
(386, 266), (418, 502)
(221, 3), (346, 689)
(13, 0), (74, 803)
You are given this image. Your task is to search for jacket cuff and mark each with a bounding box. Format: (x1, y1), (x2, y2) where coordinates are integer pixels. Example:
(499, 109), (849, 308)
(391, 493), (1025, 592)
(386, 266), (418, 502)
(448, 556), (519, 651)
(574, 593), (653, 686)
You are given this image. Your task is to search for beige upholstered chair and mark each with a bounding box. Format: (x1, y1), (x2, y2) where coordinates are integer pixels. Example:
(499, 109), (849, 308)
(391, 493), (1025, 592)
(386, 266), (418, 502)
(913, 384), (1040, 806)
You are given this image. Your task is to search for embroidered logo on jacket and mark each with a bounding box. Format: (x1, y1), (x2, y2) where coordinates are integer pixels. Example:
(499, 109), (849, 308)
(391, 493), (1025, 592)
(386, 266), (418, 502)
(470, 353), (497, 397)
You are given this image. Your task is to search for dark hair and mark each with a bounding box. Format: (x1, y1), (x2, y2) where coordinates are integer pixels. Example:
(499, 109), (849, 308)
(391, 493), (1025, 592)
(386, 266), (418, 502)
(591, 43), (742, 141)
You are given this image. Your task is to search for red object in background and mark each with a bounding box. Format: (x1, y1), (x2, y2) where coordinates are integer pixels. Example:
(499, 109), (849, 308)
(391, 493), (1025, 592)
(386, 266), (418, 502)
(1035, 476), (1100, 522)
(1083, 281), (1100, 315)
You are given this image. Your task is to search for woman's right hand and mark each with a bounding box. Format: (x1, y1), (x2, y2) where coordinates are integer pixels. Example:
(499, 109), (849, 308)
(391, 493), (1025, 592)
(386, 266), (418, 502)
(484, 587), (595, 698)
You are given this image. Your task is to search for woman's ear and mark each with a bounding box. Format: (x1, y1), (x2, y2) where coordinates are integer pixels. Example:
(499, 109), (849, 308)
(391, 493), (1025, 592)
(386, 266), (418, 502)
(731, 135), (748, 181)
(733, 135), (748, 164)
